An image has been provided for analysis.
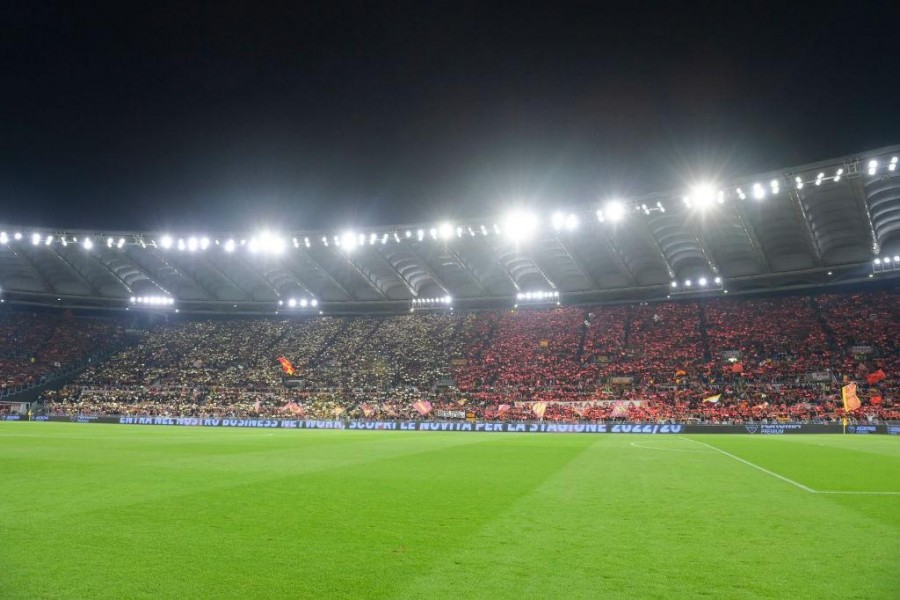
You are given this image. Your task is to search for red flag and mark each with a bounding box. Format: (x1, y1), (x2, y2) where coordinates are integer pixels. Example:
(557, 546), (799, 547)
(611, 401), (629, 417)
(360, 402), (376, 417)
(277, 356), (295, 376)
(497, 404), (511, 415)
(531, 402), (548, 419)
(870, 395), (883, 405)
(866, 369), (885, 385)
(412, 400), (433, 416)
(731, 362), (744, 374)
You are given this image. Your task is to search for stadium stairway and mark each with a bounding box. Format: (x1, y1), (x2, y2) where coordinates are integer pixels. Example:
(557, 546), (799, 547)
(698, 301), (713, 362)
(809, 295), (840, 351)
(309, 318), (353, 367)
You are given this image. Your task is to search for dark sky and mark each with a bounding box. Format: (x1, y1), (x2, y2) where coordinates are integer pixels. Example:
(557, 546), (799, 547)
(2, 1), (898, 232)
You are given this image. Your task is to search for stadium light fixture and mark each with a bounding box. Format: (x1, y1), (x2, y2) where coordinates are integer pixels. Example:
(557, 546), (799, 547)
(868, 160), (878, 176)
(736, 187), (746, 200)
(437, 222), (454, 241)
(0, 232), (7, 244)
(815, 172), (824, 186)
(605, 200), (626, 221)
(699, 277), (708, 286)
(31, 233), (41, 245)
(752, 183), (765, 200)
(224, 239), (236, 253)
(833, 168), (843, 183)
(160, 235), (173, 249)
(45, 235), (54, 246)
(890, 157), (898, 171)
(14, 232), (22, 240)
(117, 237), (126, 248)
(200, 237), (210, 250)
(795, 177), (803, 190)
(684, 185), (718, 209)
(340, 231), (357, 251)
(83, 237), (93, 250)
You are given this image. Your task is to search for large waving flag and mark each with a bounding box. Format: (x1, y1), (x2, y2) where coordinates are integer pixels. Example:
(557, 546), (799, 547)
(531, 402), (548, 419)
(333, 406), (345, 417)
(360, 403), (376, 417)
(842, 382), (861, 412)
(497, 404), (511, 416)
(866, 369), (886, 385)
(277, 356), (295, 376)
(412, 400), (433, 416)
(610, 401), (629, 418)
(703, 394), (721, 404)
(282, 401), (304, 416)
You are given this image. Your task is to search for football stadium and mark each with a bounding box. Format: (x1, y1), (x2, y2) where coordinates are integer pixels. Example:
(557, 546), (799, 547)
(1, 146), (899, 598)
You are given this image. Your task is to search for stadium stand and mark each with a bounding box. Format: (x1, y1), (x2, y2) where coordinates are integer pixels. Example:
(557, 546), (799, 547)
(0, 312), (125, 397)
(30, 288), (897, 423)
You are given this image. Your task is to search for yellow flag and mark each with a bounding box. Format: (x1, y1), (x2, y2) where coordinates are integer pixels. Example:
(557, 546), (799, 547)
(702, 394), (721, 404)
(841, 383), (861, 411)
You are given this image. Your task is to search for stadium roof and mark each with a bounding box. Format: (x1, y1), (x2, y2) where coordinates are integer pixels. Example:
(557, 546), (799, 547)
(2, 144), (899, 314)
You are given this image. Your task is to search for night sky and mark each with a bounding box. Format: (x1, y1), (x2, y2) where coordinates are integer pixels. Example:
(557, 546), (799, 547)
(2, 1), (898, 233)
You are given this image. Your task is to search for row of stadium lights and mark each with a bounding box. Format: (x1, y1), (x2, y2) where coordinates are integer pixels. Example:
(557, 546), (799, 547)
(2, 155), (896, 254)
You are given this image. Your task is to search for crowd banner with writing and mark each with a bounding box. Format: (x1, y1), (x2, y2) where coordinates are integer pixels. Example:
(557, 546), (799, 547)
(13, 415), (894, 434)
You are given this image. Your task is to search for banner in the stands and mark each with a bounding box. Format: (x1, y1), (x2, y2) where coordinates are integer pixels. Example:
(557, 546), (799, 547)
(16, 415), (890, 433)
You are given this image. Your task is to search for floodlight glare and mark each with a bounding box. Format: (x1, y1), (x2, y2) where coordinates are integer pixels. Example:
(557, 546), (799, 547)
(300, 298), (308, 307)
(687, 185), (717, 209)
(83, 237), (93, 250)
(341, 231), (357, 250)
(160, 235), (173, 249)
(14, 232), (22, 240)
(187, 237), (198, 251)
(699, 277), (708, 286)
(224, 239), (236, 253)
(288, 298), (297, 308)
(200, 237), (210, 250)
(503, 210), (538, 241)
(868, 160), (877, 175)
(604, 200), (626, 221)
(31, 233), (41, 245)
(714, 276), (721, 284)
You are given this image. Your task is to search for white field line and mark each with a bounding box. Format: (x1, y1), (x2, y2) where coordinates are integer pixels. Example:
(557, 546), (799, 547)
(814, 490), (900, 496)
(679, 436), (817, 493)
(679, 437), (900, 496)
(629, 441), (715, 454)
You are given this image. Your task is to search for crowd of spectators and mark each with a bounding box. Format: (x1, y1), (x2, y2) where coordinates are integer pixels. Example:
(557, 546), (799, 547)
(0, 312), (125, 396)
(30, 289), (899, 423)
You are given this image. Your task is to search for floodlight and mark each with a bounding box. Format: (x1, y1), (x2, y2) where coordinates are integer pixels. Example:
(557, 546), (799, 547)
(671, 281), (677, 288)
(699, 277), (708, 286)
(604, 200), (626, 221)
(83, 237), (93, 250)
(868, 160), (877, 175)
(187, 237), (198, 251)
(45, 235), (54, 246)
(200, 237), (210, 250)
(890, 157), (898, 171)
(224, 239), (236, 253)
(14, 232), (22, 240)
(31, 233), (40, 245)
(160, 235), (173, 249)
(685, 279), (692, 287)
(752, 183), (765, 200)
(288, 298), (297, 307)
(117, 237), (125, 248)
(340, 231), (357, 250)
(834, 168), (843, 182)
(551, 212), (566, 230)
(0, 232), (6, 244)
(874, 258), (881, 265)
(300, 298), (308, 308)
(714, 276), (721, 284)
(311, 299), (318, 307)
(416, 229), (424, 241)
(438, 222), (454, 240)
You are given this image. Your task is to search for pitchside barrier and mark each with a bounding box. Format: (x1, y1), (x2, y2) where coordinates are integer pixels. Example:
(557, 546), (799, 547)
(3, 414), (898, 434)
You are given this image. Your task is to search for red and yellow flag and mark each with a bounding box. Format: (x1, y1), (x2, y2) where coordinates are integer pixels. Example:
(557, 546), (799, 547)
(842, 382), (861, 412)
(531, 402), (548, 419)
(412, 400), (433, 416)
(277, 356), (295, 376)
(360, 403), (376, 417)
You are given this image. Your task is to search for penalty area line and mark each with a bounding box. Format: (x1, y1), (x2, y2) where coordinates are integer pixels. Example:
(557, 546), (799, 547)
(678, 436), (817, 493)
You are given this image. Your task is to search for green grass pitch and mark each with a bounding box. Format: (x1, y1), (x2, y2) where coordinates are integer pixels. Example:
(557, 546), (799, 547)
(1, 423), (898, 599)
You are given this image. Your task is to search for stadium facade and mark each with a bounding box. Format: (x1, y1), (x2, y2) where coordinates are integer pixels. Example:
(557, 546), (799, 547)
(1, 144), (899, 314)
